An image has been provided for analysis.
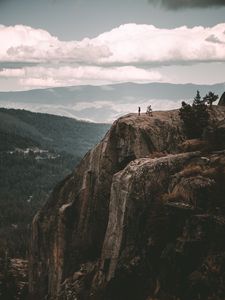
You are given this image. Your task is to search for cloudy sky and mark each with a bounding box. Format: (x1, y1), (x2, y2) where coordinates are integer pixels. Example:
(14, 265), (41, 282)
(0, 0), (225, 92)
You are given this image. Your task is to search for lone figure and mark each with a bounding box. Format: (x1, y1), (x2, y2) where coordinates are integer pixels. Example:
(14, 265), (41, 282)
(138, 106), (141, 116)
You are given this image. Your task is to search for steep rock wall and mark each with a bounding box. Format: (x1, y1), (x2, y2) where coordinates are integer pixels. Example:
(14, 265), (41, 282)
(218, 92), (225, 106)
(29, 107), (225, 300)
(91, 151), (225, 300)
(98, 152), (200, 283)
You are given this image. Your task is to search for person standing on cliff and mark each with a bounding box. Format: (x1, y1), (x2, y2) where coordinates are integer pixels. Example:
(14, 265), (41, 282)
(138, 106), (141, 116)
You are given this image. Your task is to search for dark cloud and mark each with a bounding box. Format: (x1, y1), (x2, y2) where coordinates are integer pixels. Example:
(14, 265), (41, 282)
(0, 62), (38, 69)
(205, 34), (225, 44)
(148, 0), (225, 9)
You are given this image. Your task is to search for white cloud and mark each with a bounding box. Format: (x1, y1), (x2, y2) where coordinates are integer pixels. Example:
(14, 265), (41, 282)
(0, 23), (225, 90)
(0, 68), (25, 77)
(0, 23), (225, 65)
(0, 24), (111, 63)
(13, 65), (162, 88)
(94, 23), (225, 64)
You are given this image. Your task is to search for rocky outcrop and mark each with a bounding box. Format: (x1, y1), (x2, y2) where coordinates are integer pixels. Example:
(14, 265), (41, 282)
(94, 152), (200, 282)
(218, 92), (225, 106)
(0, 258), (28, 300)
(29, 107), (225, 300)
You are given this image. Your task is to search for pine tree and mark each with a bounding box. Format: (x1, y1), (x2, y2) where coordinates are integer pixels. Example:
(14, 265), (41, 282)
(193, 90), (202, 106)
(179, 92), (210, 138)
(203, 91), (218, 107)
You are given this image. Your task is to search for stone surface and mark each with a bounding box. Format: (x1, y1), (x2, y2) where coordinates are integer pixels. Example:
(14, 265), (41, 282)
(218, 92), (225, 106)
(29, 107), (225, 300)
(0, 258), (28, 299)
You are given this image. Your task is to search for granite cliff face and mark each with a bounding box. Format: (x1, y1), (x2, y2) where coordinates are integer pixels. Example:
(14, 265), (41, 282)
(29, 107), (225, 300)
(218, 92), (225, 106)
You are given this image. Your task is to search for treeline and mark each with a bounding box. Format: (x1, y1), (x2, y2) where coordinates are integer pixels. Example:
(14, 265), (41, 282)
(179, 91), (219, 138)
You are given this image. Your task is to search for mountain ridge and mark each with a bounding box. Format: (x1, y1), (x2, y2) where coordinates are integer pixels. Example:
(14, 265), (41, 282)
(0, 107), (110, 155)
(1, 82), (225, 123)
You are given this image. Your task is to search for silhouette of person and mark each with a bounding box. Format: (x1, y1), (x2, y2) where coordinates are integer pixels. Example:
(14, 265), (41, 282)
(138, 107), (141, 116)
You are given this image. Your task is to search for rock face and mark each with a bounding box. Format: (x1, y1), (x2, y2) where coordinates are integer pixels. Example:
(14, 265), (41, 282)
(218, 92), (225, 106)
(29, 107), (225, 300)
(0, 258), (28, 299)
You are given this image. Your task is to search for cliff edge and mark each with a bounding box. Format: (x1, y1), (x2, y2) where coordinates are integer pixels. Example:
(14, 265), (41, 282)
(29, 107), (225, 300)
(218, 92), (225, 106)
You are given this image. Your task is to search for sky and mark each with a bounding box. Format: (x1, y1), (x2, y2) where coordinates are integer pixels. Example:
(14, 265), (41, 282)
(0, 0), (225, 92)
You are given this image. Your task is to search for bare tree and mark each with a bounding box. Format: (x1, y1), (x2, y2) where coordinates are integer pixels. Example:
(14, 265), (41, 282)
(146, 105), (153, 116)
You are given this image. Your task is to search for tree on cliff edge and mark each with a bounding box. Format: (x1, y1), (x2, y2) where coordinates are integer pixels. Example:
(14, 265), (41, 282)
(203, 92), (218, 107)
(179, 91), (209, 139)
(193, 90), (202, 106)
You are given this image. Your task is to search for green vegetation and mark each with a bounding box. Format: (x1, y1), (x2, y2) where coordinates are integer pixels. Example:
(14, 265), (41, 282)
(0, 108), (110, 258)
(179, 91), (210, 138)
(0, 108), (109, 156)
(203, 91), (218, 107)
(0, 150), (77, 257)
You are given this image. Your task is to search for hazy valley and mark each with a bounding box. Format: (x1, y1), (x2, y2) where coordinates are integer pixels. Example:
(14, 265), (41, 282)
(1, 82), (225, 123)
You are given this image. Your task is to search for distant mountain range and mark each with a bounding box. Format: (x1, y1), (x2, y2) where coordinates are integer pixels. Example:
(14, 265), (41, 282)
(0, 82), (224, 122)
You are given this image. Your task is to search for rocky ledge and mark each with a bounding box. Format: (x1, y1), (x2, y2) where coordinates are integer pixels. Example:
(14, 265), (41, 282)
(29, 107), (225, 300)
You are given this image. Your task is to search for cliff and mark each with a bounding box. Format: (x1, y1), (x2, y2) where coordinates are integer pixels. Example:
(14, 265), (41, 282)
(29, 107), (225, 300)
(218, 92), (225, 106)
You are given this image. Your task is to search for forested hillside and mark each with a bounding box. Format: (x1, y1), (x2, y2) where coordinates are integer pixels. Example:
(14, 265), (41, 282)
(0, 108), (110, 258)
(0, 108), (109, 155)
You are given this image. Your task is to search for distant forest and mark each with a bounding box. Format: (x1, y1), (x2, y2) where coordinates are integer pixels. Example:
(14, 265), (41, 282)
(0, 108), (110, 258)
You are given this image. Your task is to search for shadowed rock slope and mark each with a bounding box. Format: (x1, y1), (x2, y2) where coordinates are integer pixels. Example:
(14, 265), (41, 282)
(218, 92), (225, 106)
(29, 107), (225, 300)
